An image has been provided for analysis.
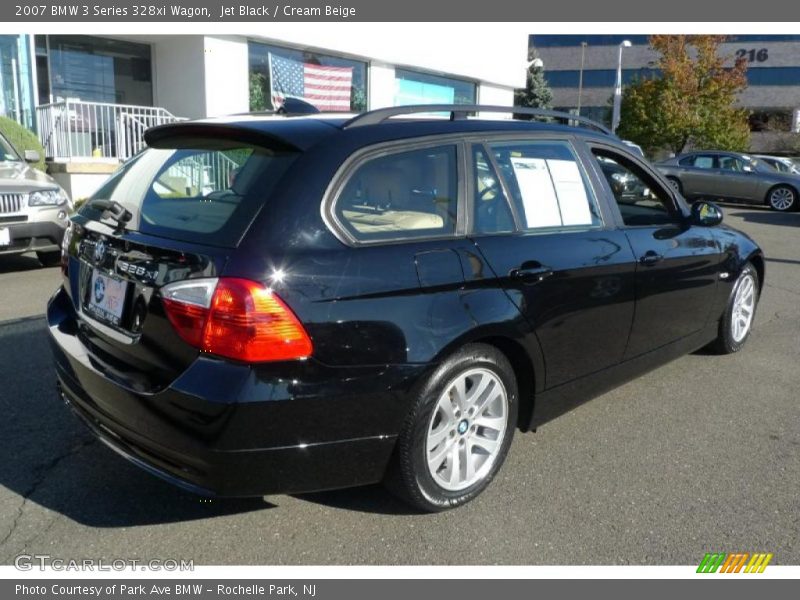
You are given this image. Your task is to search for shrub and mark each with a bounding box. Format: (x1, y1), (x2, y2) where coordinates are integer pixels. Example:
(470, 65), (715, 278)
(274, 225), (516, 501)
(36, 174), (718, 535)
(0, 116), (46, 171)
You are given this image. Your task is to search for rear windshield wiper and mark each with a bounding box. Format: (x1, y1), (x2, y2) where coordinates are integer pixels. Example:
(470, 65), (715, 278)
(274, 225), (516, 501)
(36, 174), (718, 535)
(88, 199), (132, 234)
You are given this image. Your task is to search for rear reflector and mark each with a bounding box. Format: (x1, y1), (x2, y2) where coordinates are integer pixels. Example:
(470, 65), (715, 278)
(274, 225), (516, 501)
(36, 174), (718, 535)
(161, 277), (312, 362)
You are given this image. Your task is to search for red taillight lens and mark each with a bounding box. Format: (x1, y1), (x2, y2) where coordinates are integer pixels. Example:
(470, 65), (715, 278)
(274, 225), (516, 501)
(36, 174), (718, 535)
(161, 277), (312, 363)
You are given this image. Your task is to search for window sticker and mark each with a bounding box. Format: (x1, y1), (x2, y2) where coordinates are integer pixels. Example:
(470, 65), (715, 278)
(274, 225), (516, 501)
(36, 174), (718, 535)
(509, 157), (592, 228)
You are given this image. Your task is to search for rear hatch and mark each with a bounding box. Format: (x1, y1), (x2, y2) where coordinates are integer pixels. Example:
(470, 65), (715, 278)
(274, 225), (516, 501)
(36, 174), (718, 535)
(62, 131), (300, 391)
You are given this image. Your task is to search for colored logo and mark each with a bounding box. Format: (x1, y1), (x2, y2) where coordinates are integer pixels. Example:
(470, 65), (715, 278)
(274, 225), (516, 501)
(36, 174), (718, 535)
(94, 277), (105, 303)
(94, 239), (106, 263)
(697, 552), (773, 573)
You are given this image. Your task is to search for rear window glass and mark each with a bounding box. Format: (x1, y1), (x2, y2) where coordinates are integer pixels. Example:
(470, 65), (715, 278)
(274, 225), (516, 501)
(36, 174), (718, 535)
(334, 145), (458, 242)
(82, 137), (297, 247)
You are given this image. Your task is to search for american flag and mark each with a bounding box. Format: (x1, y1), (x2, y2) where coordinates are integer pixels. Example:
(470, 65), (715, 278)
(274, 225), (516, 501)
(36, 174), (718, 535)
(269, 54), (353, 112)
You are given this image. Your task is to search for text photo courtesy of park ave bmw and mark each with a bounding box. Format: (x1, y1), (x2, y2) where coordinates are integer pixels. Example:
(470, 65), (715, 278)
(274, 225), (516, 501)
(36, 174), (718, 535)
(0, 2), (799, 589)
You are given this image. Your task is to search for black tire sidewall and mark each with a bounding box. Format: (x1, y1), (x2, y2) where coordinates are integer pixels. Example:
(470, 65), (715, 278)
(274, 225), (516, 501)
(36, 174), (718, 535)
(396, 344), (518, 512)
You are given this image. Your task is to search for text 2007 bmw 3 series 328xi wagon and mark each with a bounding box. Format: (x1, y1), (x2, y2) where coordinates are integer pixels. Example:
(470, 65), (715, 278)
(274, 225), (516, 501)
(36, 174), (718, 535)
(47, 103), (764, 511)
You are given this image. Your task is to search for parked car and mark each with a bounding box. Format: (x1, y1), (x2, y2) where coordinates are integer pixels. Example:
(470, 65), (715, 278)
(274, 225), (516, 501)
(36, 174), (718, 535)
(0, 131), (71, 265)
(48, 104), (764, 512)
(754, 154), (800, 175)
(657, 150), (800, 212)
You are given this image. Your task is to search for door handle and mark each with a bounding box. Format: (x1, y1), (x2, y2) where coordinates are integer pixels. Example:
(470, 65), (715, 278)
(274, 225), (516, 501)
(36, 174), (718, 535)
(509, 261), (554, 283)
(639, 251), (664, 266)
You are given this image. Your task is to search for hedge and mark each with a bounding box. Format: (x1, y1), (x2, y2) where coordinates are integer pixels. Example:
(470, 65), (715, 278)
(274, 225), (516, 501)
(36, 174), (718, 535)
(0, 116), (46, 171)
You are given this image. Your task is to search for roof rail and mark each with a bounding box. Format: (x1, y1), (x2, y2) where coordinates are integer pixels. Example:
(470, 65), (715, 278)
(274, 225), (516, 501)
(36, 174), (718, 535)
(342, 104), (614, 136)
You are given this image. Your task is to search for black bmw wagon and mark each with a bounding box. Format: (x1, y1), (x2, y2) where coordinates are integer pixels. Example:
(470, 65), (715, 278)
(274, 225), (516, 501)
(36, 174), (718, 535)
(48, 103), (764, 511)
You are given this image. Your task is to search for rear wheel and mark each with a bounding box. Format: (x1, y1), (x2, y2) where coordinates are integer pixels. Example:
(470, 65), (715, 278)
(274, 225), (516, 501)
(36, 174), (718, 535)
(767, 185), (796, 211)
(385, 344), (518, 512)
(709, 263), (759, 354)
(36, 250), (61, 268)
(666, 177), (683, 195)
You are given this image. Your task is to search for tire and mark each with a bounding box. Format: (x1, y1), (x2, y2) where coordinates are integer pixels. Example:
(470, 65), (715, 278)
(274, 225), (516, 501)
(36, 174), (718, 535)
(385, 343), (518, 512)
(766, 185), (797, 212)
(36, 250), (61, 268)
(709, 263), (759, 354)
(666, 177), (683, 195)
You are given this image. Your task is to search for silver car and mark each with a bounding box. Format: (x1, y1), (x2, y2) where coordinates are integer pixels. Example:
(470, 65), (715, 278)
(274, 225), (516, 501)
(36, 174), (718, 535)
(1, 131), (71, 266)
(657, 151), (800, 212)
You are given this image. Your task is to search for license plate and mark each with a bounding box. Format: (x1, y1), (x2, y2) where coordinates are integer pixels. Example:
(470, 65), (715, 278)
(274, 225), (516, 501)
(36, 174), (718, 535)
(0, 228), (9, 246)
(86, 270), (129, 326)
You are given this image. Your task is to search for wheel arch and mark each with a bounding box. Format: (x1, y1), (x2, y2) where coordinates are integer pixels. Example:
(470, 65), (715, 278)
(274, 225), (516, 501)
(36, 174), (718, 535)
(746, 251), (766, 294)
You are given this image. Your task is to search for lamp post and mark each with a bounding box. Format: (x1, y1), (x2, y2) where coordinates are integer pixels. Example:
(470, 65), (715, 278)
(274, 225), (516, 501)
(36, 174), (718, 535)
(611, 39), (631, 133)
(577, 42), (587, 116)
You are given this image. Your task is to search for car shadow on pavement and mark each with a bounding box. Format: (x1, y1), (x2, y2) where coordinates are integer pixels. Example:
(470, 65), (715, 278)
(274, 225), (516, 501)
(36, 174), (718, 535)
(294, 485), (421, 516)
(728, 208), (800, 228)
(0, 317), (272, 530)
(0, 254), (46, 274)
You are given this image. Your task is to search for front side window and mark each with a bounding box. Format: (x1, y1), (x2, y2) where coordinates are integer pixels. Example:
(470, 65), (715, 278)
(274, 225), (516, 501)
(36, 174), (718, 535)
(718, 155), (746, 172)
(334, 145), (458, 242)
(592, 149), (679, 227)
(489, 141), (602, 230)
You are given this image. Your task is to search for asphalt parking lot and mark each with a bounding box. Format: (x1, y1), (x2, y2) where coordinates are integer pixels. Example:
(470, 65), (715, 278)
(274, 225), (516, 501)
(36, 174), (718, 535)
(0, 206), (798, 566)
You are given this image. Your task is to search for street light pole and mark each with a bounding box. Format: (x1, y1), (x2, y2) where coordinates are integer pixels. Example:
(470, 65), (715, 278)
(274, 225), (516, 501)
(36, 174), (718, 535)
(577, 42), (587, 116)
(611, 39), (631, 133)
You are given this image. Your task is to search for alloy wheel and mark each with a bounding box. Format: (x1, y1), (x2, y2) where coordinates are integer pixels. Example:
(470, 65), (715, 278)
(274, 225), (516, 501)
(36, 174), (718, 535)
(425, 368), (509, 492)
(731, 272), (756, 343)
(769, 187), (795, 211)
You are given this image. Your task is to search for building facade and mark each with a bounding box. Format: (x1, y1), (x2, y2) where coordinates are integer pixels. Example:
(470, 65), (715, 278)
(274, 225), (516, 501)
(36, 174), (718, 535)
(531, 34), (800, 133)
(0, 31), (527, 198)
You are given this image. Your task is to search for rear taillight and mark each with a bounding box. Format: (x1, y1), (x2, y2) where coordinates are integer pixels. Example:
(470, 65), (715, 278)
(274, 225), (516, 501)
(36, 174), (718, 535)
(161, 277), (312, 362)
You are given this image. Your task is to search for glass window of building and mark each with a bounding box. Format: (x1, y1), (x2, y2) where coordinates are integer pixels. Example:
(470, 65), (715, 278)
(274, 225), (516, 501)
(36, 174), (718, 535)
(0, 35), (36, 130)
(35, 35), (153, 105)
(248, 42), (368, 113)
(394, 69), (476, 106)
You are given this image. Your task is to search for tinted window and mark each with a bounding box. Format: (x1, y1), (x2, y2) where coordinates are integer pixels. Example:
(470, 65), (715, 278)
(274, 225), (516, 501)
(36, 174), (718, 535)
(489, 141), (601, 230)
(472, 146), (514, 234)
(82, 137), (297, 247)
(593, 150), (678, 227)
(719, 155), (746, 172)
(685, 155), (716, 169)
(336, 145), (458, 242)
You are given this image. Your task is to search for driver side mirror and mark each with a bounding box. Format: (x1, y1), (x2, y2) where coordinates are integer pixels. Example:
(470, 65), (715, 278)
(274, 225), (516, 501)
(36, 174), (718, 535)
(24, 150), (40, 163)
(691, 201), (723, 227)
(743, 164), (755, 173)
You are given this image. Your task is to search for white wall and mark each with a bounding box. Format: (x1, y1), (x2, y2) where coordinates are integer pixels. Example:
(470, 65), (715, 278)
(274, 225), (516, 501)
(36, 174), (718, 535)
(253, 24), (529, 90)
(151, 36), (206, 119)
(478, 84), (516, 116)
(203, 36), (249, 117)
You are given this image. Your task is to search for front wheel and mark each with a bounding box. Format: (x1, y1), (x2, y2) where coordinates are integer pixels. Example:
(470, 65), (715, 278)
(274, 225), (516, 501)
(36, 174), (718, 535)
(767, 185), (797, 212)
(385, 344), (518, 512)
(709, 263), (759, 354)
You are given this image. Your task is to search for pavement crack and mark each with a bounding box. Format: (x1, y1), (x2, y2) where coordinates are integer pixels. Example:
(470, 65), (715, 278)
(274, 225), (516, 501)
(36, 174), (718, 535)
(0, 437), (96, 549)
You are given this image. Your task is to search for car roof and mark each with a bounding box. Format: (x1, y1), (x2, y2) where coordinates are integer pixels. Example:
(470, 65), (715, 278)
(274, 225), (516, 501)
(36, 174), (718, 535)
(144, 111), (619, 154)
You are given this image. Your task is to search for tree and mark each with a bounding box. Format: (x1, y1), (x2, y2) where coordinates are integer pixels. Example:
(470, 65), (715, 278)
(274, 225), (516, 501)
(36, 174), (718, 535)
(616, 35), (750, 155)
(249, 72), (270, 112)
(0, 116), (46, 171)
(514, 55), (553, 114)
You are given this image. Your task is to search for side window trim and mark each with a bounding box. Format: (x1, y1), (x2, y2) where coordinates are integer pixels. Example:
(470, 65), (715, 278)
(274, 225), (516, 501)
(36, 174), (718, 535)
(322, 139), (466, 247)
(471, 141), (524, 233)
(587, 142), (687, 228)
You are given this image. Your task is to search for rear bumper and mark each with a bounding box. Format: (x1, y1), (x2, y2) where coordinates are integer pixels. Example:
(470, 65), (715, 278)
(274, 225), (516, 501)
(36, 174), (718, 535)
(0, 219), (65, 255)
(47, 286), (421, 497)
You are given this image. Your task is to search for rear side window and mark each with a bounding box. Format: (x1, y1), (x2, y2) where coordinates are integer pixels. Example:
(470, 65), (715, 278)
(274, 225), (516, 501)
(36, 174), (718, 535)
(489, 141), (602, 230)
(681, 154), (716, 169)
(82, 137), (297, 247)
(334, 145), (458, 242)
